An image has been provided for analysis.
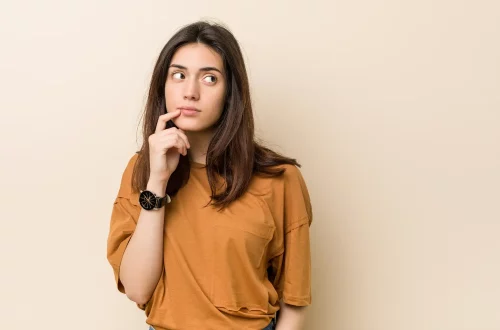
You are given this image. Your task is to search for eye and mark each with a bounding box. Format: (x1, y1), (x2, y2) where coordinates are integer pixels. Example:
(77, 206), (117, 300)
(172, 72), (185, 80)
(203, 75), (217, 83)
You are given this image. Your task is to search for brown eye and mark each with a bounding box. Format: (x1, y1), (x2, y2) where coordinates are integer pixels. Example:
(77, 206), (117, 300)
(203, 75), (217, 83)
(172, 72), (185, 79)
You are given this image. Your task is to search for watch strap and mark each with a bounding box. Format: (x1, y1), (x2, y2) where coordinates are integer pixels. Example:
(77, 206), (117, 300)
(155, 193), (171, 208)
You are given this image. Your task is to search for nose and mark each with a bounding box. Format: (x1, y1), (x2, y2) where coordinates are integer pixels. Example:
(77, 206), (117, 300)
(183, 79), (200, 101)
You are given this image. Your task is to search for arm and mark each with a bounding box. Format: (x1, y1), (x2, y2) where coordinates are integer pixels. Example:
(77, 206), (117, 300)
(273, 166), (312, 330)
(119, 110), (188, 305)
(119, 178), (168, 305)
(275, 299), (309, 330)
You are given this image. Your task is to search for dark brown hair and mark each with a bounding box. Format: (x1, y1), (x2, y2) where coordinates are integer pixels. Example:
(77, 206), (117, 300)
(132, 21), (299, 208)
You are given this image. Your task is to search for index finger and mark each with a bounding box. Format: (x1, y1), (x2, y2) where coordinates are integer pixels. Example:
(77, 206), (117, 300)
(155, 110), (181, 133)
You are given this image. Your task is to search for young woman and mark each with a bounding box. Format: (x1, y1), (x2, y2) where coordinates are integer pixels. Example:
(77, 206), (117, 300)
(107, 21), (313, 330)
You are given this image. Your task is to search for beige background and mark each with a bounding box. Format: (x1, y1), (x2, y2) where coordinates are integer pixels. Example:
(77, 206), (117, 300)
(1, 0), (499, 329)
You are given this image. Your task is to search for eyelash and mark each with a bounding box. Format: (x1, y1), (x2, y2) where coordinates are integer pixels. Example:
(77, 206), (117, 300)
(171, 72), (217, 83)
(172, 72), (185, 80)
(203, 75), (217, 83)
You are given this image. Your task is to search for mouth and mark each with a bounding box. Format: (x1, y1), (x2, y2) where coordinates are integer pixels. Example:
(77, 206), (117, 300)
(178, 106), (201, 116)
(178, 106), (201, 112)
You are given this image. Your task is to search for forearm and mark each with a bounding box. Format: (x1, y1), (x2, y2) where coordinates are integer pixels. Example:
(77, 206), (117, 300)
(119, 178), (168, 304)
(276, 300), (309, 330)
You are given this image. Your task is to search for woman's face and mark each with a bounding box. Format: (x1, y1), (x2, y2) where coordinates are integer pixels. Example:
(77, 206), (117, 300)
(165, 43), (226, 132)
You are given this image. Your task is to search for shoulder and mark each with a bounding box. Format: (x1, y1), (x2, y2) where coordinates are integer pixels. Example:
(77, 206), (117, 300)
(251, 163), (313, 226)
(250, 163), (309, 195)
(274, 164), (312, 225)
(279, 163), (305, 181)
(277, 164), (310, 198)
(116, 152), (140, 199)
(269, 163), (308, 188)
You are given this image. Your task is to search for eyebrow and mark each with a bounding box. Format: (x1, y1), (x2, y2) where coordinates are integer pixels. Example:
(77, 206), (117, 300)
(169, 64), (223, 74)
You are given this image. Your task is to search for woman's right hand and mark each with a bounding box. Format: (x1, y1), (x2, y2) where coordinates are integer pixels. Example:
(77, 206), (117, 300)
(148, 110), (190, 183)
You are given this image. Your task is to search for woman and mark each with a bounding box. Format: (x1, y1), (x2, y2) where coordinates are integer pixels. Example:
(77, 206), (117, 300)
(107, 21), (313, 330)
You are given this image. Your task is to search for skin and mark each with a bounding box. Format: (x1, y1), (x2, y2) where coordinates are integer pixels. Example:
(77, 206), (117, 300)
(277, 300), (308, 330)
(124, 42), (308, 328)
(164, 42), (227, 165)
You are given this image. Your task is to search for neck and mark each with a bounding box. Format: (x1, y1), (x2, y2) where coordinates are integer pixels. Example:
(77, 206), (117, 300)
(186, 129), (214, 165)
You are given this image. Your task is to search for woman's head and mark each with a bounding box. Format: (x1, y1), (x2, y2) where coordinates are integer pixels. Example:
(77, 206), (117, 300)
(145, 21), (253, 138)
(165, 42), (226, 132)
(134, 21), (298, 207)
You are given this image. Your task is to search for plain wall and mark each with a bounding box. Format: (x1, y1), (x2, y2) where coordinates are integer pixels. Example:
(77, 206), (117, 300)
(1, 0), (499, 329)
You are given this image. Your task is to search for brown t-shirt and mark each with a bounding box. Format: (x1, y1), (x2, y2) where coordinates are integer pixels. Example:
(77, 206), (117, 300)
(107, 154), (313, 329)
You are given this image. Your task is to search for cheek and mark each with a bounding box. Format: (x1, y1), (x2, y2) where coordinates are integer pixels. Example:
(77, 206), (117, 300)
(211, 87), (226, 110)
(164, 84), (174, 100)
(164, 85), (179, 109)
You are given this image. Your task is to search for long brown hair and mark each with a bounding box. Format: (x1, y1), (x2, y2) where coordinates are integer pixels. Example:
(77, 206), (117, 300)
(132, 21), (299, 208)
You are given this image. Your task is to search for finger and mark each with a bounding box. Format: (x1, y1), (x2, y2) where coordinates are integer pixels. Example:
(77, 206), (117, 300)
(160, 130), (189, 153)
(173, 138), (187, 156)
(179, 136), (188, 155)
(159, 127), (180, 137)
(176, 129), (191, 149)
(162, 135), (188, 156)
(155, 110), (181, 134)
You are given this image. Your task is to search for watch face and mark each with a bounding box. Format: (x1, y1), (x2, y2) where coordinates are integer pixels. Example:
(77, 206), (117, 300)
(139, 190), (156, 210)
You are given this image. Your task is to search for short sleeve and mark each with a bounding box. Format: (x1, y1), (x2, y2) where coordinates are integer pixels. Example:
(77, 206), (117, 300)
(269, 165), (313, 306)
(106, 154), (140, 293)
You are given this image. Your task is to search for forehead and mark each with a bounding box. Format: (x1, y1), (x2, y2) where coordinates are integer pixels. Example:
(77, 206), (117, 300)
(170, 43), (223, 70)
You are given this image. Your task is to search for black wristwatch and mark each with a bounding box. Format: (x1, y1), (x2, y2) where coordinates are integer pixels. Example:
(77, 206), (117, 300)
(139, 190), (171, 210)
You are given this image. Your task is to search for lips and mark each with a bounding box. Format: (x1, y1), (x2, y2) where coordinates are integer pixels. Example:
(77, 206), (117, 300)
(178, 106), (201, 117)
(178, 106), (200, 112)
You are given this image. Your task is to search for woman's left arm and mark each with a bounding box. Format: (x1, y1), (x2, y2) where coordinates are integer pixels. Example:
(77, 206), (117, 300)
(275, 299), (309, 330)
(273, 165), (313, 330)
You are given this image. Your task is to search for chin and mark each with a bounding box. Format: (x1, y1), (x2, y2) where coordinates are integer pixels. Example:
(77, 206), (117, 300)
(172, 118), (207, 132)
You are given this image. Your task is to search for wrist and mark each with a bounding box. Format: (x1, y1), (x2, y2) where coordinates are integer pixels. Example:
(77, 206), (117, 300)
(146, 178), (169, 197)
